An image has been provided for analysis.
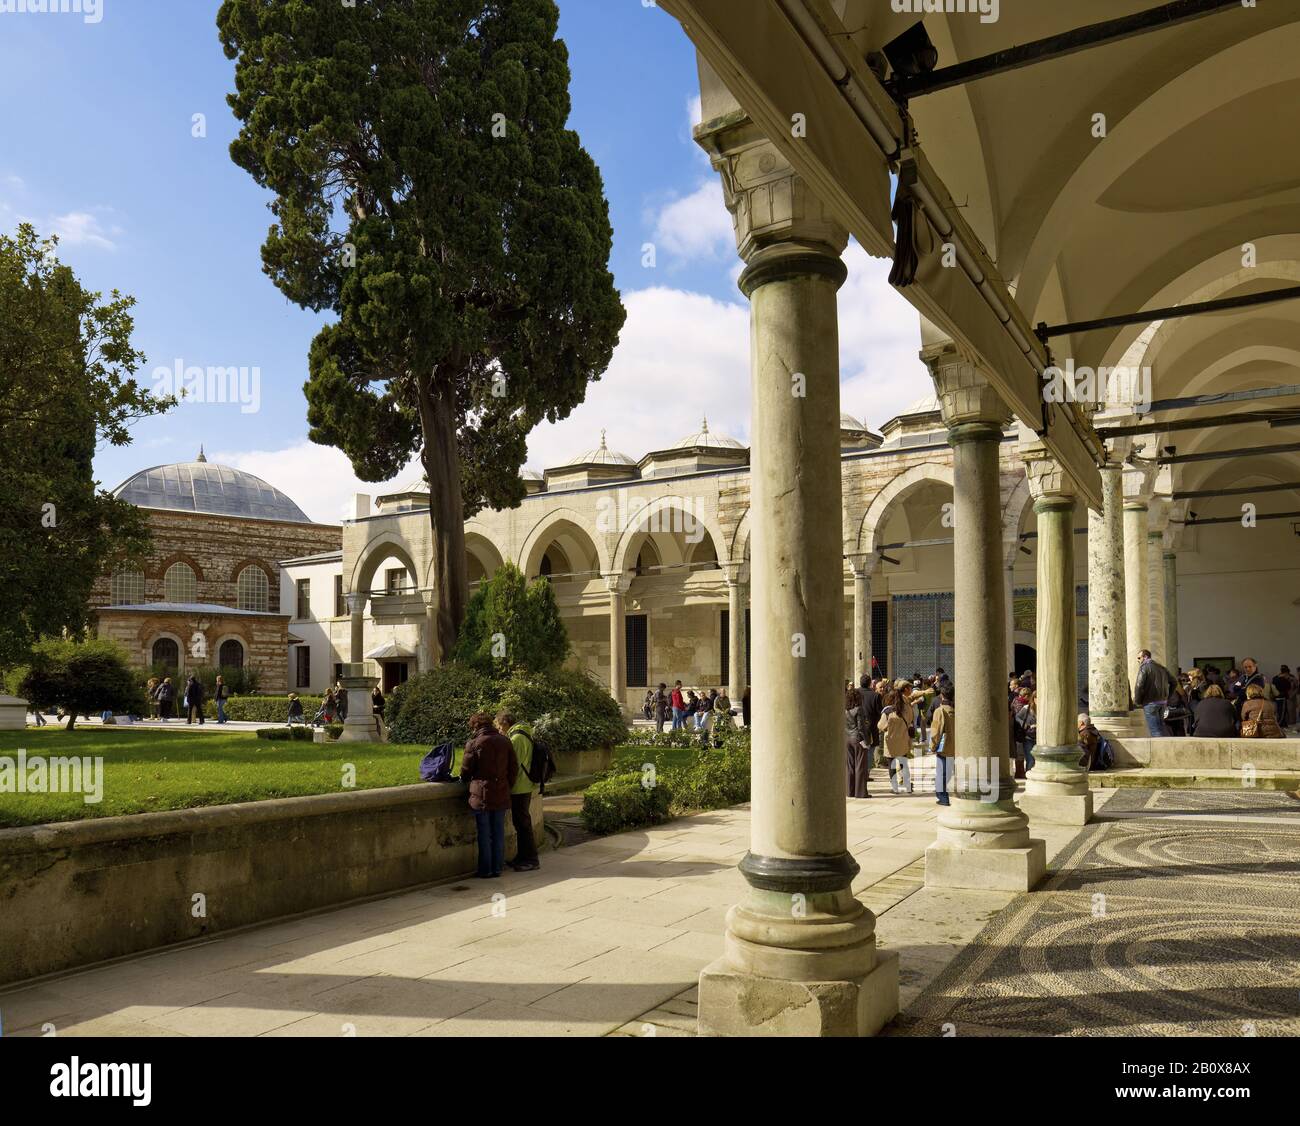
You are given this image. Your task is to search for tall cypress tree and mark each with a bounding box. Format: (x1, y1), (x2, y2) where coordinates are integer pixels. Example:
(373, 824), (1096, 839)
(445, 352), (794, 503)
(218, 0), (625, 662)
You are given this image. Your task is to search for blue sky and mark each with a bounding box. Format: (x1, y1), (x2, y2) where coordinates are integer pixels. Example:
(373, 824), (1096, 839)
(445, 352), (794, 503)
(1, 0), (924, 523)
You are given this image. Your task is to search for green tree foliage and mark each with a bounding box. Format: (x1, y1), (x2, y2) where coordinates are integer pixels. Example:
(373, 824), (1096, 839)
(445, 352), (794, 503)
(20, 638), (148, 731)
(0, 225), (169, 667)
(217, 0), (626, 660)
(454, 562), (568, 673)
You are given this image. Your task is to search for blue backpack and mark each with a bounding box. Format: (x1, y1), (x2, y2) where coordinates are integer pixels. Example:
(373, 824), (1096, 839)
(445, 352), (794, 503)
(1095, 733), (1114, 770)
(420, 741), (456, 783)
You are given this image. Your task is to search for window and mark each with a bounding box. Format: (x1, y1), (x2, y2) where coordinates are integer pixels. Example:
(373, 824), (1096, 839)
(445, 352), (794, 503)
(385, 567), (408, 593)
(151, 637), (179, 672)
(333, 662), (344, 683)
(334, 574), (345, 618)
(237, 566), (269, 612)
(296, 646), (312, 688)
(626, 614), (648, 688)
(110, 568), (145, 606)
(218, 639), (244, 669)
(163, 562), (197, 603)
(296, 578), (311, 620)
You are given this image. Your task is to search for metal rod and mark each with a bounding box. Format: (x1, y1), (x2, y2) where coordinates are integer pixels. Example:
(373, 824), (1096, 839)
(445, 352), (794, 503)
(1174, 481), (1300, 500)
(1143, 384), (1300, 414)
(1157, 441), (1300, 465)
(1038, 284), (1300, 342)
(1098, 410), (1300, 439)
(889, 0), (1241, 100)
(1180, 510), (1300, 527)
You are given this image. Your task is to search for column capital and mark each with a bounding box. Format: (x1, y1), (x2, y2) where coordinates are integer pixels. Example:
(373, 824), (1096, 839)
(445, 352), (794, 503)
(844, 553), (876, 580)
(695, 112), (848, 269)
(921, 341), (1012, 431)
(344, 591), (368, 614)
(1021, 446), (1077, 505)
(602, 572), (631, 596)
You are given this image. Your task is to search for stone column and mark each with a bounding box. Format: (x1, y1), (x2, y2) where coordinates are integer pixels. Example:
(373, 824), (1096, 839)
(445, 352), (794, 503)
(723, 563), (748, 704)
(921, 343), (1045, 892)
(1087, 463), (1130, 717)
(694, 115), (897, 1037)
(1122, 486), (1151, 696)
(604, 574), (630, 708)
(1146, 531), (1167, 667)
(345, 591), (368, 664)
(847, 554), (874, 685)
(337, 661), (381, 743)
(1164, 550), (1179, 673)
(1018, 451), (1092, 826)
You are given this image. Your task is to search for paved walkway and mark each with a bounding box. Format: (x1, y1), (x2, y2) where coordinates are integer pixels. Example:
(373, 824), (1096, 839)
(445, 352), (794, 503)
(0, 769), (1095, 1037)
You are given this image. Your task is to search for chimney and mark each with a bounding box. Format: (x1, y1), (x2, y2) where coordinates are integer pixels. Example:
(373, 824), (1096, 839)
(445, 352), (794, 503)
(350, 493), (371, 521)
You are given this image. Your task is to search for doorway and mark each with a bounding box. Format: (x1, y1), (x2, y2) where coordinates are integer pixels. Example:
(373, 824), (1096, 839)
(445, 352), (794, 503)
(1013, 644), (1038, 678)
(381, 661), (411, 693)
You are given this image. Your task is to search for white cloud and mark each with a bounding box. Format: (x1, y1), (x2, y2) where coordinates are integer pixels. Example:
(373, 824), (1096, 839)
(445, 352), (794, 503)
(650, 179), (734, 263)
(49, 210), (119, 250)
(212, 440), (419, 526)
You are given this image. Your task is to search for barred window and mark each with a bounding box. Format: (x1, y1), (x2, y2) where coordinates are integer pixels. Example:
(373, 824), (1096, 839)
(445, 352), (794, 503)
(163, 562), (197, 603)
(111, 568), (145, 606)
(218, 639), (245, 669)
(237, 566), (269, 612)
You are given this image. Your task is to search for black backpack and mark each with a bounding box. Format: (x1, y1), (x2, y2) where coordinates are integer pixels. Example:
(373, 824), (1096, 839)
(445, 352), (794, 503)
(523, 731), (557, 788)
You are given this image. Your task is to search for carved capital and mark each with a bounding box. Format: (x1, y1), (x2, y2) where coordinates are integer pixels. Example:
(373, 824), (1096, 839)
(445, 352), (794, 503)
(845, 553), (876, 580)
(1022, 447), (1076, 504)
(603, 573), (632, 597)
(695, 113), (848, 265)
(921, 341), (1011, 430)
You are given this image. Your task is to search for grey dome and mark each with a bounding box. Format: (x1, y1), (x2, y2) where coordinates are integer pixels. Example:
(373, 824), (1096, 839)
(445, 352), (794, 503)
(562, 430), (636, 467)
(672, 416), (745, 451)
(112, 454), (313, 524)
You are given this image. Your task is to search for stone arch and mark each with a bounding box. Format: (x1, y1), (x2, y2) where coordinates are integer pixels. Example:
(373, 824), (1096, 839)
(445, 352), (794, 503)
(228, 557), (275, 585)
(350, 531), (421, 595)
(148, 631), (186, 676)
(518, 508), (608, 579)
(461, 526), (506, 587)
(153, 552), (206, 583)
(730, 508), (752, 564)
(857, 463), (955, 556)
(1002, 471), (1033, 568)
(610, 494), (729, 578)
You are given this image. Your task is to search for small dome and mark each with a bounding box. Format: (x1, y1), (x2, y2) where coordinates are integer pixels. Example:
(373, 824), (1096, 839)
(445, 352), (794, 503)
(520, 468), (543, 482)
(672, 416), (745, 451)
(563, 430), (636, 467)
(841, 412), (868, 431)
(904, 393), (940, 415)
(113, 454), (313, 524)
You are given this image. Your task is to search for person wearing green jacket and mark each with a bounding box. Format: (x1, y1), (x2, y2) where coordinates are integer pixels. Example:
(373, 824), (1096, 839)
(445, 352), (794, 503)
(496, 711), (540, 871)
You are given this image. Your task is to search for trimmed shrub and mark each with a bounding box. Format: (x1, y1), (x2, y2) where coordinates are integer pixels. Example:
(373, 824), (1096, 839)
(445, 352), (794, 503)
(387, 663), (499, 747)
(662, 740), (750, 814)
(325, 722), (344, 740)
(621, 728), (700, 748)
(20, 637), (148, 729)
(497, 666), (627, 761)
(580, 772), (673, 835)
(255, 726), (314, 742)
(221, 695), (323, 724)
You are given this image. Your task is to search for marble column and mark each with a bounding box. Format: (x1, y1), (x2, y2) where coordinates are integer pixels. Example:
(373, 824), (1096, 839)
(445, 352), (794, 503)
(1018, 451), (1092, 826)
(1164, 551), (1179, 673)
(1087, 463), (1130, 717)
(922, 343), (1045, 892)
(345, 591), (368, 664)
(1122, 493), (1150, 696)
(848, 554), (873, 685)
(604, 574), (630, 708)
(724, 562), (747, 704)
(694, 115), (897, 1037)
(1146, 532), (1167, 667)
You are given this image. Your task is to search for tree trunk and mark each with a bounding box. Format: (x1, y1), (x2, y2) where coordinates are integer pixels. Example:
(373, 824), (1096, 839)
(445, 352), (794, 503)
(418, 383), (468, 666)
(65, 712), (76, 731)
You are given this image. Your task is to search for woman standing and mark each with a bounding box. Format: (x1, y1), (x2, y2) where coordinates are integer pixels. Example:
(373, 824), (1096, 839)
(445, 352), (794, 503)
(460, 712), (519, 878)
(930, 687), (955, 805)
(878, 690), (914, 794)
(1016, 691), (1038, 771)
(845, 687), (871, 799)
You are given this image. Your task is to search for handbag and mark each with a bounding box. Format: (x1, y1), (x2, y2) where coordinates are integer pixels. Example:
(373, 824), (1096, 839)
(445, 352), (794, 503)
(1241, 718), (1260, 738)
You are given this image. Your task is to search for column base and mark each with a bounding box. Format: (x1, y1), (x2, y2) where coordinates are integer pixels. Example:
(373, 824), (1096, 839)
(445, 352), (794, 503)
(925, 839), (1046, 892)
(1017, 790), (1093, 826)
(697, 949), (899, 1037)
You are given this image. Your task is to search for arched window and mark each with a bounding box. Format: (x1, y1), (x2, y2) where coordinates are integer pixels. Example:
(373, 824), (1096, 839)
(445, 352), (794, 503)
(152, 637), (179, 672)
(111, 568), (145, 605)
(218, 639), (245, 669)
(237, 566), (269, 612)
(163, 562), (197, 603)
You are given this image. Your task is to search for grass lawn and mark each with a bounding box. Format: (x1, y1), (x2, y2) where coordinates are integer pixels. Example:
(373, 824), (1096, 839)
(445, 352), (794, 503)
(0, 728), (447, 829)
(611, 744), (702, 771)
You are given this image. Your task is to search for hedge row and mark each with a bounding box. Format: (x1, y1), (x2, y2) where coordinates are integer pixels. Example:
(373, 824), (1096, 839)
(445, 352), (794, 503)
(581, 730), (750, 834)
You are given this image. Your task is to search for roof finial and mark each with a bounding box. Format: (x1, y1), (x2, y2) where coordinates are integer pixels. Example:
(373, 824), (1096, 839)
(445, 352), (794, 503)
(196, 444), (207, 463)
(599, 428), (607, 449)
(701, 416), (709, 434)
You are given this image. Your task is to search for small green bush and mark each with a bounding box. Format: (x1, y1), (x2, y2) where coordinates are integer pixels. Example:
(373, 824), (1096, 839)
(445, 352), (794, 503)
(454, 561), (569, 674)
(325, 722), (344, 740)
(255, 726), (314, 742)
(21, 637), (148, 729)
(387, 663), (498, 746)
(580, 771), (673, 835)
(222, 695), (323, 723)
(662, 740), (750, 813)
(498, 666), (627, 760)
(621, 727), (699, 748)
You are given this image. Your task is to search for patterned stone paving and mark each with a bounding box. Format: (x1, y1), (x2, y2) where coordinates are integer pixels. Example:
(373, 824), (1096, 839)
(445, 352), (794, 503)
(891, 789), (1300, 1037)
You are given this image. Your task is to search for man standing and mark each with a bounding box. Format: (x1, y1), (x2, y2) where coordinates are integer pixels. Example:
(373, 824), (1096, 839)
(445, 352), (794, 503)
(859, 675), (883, 764)
(497, 711), (539, 872)
(184, 674), (206, 725)
(1134, 649), (1173, 738)
(214, 675), (230, 724)
(670, 680), (686, 731)
(653, 682), (669, 733)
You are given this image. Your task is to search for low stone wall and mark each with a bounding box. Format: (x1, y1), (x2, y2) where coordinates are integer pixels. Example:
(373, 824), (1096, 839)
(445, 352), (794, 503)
(0, 783), (543, 986)
(1108, 736), (1300, 771)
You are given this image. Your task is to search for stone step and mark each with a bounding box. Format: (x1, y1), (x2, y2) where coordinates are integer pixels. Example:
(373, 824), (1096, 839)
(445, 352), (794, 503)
(1091, 767), (1300, 791)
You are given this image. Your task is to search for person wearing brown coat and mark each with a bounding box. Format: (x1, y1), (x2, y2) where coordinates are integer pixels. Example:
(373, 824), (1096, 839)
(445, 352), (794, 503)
(1240, 684), (1284, 739)
(460, 712), (519, 878)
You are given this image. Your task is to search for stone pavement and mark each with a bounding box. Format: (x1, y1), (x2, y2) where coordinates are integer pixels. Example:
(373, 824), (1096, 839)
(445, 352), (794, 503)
(0, 764), (1099, 1038)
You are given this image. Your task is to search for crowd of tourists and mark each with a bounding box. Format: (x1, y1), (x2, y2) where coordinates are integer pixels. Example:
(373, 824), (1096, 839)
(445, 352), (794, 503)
(1132, 652), (1294, 739)
(643, 681), (750, 732)
(844, 669), (957, 803)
